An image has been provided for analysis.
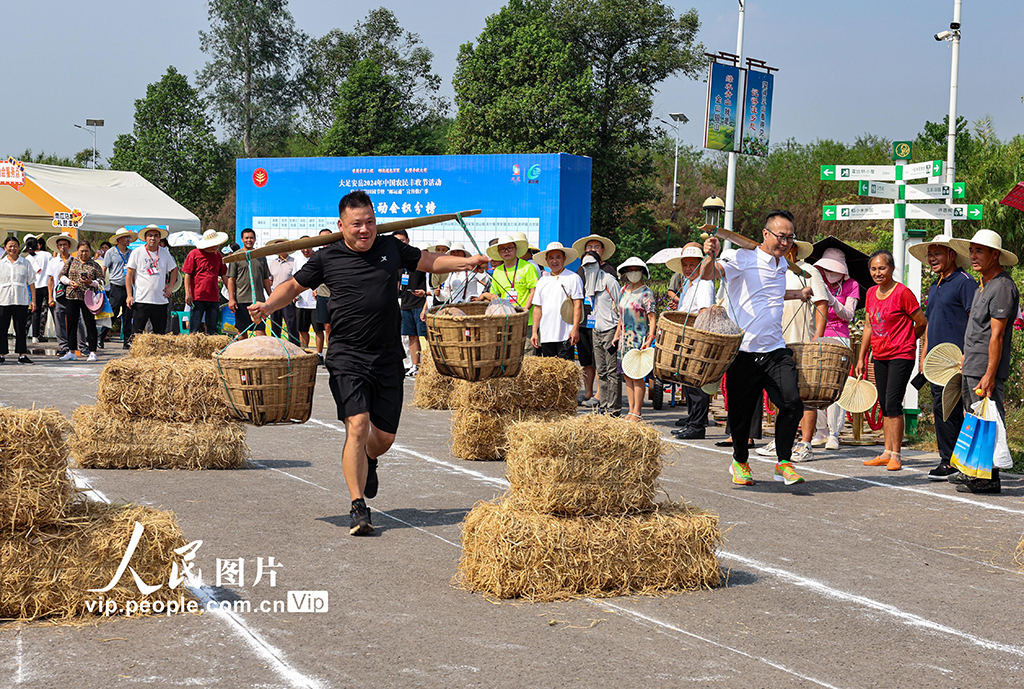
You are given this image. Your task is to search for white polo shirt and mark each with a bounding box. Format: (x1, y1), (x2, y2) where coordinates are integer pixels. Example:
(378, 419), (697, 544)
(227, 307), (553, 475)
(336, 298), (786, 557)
(532, 270), (584, 343)
(722, 247), (788, 353)
(676, 278), (716, 315)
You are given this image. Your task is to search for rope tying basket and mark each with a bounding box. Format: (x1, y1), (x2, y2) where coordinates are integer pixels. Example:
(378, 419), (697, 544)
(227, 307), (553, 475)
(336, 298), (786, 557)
(653, 312), (742, 387)
(425, 302), (528, 381)
(213, 344), (318, 426)
(789, 341), (855, 409)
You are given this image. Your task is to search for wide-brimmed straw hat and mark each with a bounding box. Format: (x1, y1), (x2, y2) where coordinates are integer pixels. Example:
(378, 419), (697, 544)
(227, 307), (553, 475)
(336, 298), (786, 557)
(138, 224), (168, 241)
(46, 232), (75, 253)
(535, 241), (578, 268)
(510, 232), (539, 254)
(265, 237), (291, 250)
(446, 242), (469, 256)
(948, 229), (1018, 267)
(427, 239), (451, 253)
(908, 235), (971, 271)
(485, 234), (528, 261)
(666, 243), (705, 275)
(814, 248), (849, 277)
(108, 227), (138, 244)
(195, 229), (230, 250)
(572, 234), (616, 261)
(617, 256), (650, 278)
(786, 240), (814, 262)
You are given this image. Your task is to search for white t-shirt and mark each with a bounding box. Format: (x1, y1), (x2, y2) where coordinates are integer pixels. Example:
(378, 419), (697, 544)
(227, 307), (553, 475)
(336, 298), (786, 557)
(676, 278), (716, 315)
(127, 245), (177, 305)
(27, 252), (49, 289)
(441, 270), (491, 302)
(532, 270), (584, 343)
(293, 255), (316, 309)
(47, 256), (67, 292)
(0, 255), (33, 306)
(722, 247), (789, 353)
(782, 260), (827, 344)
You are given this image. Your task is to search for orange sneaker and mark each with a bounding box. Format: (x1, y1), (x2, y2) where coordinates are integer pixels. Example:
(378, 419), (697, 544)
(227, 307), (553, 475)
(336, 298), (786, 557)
(886, 455), (902, 471)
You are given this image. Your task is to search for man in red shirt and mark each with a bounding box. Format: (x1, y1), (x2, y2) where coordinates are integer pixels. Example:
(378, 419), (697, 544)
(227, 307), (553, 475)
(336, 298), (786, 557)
(183, 229), (229, 334)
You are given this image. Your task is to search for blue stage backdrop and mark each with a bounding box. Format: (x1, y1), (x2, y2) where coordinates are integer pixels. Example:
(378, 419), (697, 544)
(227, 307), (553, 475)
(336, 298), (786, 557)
(235, 154), (592, 254)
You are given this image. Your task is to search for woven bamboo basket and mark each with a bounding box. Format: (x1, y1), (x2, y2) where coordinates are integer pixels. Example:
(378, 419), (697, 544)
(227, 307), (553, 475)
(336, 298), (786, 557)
(653, 312), (742, 387)
(425, 302), (528, 382)
(790, 341), (855, 409)
(213, 351), (318, 426)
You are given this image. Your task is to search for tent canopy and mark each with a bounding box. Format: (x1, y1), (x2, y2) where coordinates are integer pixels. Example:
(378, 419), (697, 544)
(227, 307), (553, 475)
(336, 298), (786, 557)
(0, 162), (200, 238)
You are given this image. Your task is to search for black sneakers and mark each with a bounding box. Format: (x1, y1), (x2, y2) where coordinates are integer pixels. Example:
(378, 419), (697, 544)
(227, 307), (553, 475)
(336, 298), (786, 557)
(349, 499), (373, 535)
(928, 463), (958, 481)
(672, 427), (706, 439)
(955, 469), (1001, 494)
(364, 455), (379, 499)
(946, 471), (971, 485)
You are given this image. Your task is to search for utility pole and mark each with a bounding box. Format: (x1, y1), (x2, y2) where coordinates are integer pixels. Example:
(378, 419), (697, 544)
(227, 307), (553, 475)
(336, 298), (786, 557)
(723, 0), (746, 250)
(942, 0), (962, 237)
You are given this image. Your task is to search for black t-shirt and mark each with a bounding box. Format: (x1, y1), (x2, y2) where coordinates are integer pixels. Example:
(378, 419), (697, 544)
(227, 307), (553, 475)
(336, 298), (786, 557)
(294, 235), (421, 366)
(399, 268), (427, 311)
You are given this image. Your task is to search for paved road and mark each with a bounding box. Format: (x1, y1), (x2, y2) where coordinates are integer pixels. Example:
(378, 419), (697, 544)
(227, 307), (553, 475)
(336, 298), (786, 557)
(2, 349), (1022, 688)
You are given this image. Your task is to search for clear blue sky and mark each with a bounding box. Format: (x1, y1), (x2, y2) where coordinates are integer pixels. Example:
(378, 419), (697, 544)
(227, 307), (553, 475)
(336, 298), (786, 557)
(2, 1), (1020, 161)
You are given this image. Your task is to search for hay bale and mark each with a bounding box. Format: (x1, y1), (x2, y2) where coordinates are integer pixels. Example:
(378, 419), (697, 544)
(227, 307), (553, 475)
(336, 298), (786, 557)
(456, 498), (721, 601)
(451, 409), (571, 461)
(451, 357), (581, 414)
(70, 405), (248, 470)
(0, 407), (74, 530)
(97, 357), (228, 422)
(130, 332), (232, 359)
(413, 351), (455, 410)
(0, 501), (194, 620)
(505, 415), (664, 515)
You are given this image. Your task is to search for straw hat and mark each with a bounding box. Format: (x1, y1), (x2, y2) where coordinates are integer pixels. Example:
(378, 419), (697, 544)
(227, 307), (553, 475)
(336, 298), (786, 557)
(46, 232), (75, 253)
(265, 237), (291, 250)
(923, 343), (962, 386)
(813, 248), (849, 277)
(535, 241), (578, 268)
(838, 377), (877, 414)
(138, 224), (168, 241)
(427, 239), (452, 253)
(510, 232), (539, 254)
(942, 372), (963, 421)
(446, 242), (469, 256)
(786, 240), (814, 262)
(908, 235), (971, 271)
(108, 227), (138, 244)
(621, 348), (655, 379)
(617, 256), (650, 278)
(666, 243), (705, 275)
(572, 234), (616, 261)
(195, 229), (230, 250)
(485, 234), (528, 261)
(948, 229), (1018, 267)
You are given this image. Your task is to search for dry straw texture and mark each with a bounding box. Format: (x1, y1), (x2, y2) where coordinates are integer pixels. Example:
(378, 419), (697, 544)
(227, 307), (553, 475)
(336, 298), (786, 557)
(505, 415), (664, 515)
(413, 351), (455, 410)
(451, 356), (581, 414)
(451, 409), (570, 461)
(0, 501), (193, 620)
(97, 357), (228, 422)
(71, 405), (248, 470)
(456, 499), (721, 601)
(130, 332), (232, 359)
(0, 408), (74, 530)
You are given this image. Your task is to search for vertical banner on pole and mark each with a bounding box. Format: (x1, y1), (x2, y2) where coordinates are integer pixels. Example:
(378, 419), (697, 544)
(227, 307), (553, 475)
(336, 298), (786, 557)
(741, 71), (774, 157)
(704, 62), (742, 152)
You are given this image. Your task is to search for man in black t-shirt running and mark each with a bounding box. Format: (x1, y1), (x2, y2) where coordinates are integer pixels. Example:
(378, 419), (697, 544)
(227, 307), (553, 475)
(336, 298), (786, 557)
(250, 191), (489, 535)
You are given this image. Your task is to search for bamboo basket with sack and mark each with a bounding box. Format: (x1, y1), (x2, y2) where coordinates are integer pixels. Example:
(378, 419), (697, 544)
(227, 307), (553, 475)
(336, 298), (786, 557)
(653, 311), (742, 387)
(213, 337), (318, 426)
(425, 301), (528, 382)
(790, 341), (855, 409)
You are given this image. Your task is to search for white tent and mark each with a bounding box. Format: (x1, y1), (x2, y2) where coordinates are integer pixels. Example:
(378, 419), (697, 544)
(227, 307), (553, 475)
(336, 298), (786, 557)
(0, 162), (201, 237)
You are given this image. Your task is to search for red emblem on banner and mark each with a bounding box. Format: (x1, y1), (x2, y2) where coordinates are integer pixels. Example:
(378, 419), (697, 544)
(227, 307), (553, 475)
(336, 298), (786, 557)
(253, 168), (268, 188)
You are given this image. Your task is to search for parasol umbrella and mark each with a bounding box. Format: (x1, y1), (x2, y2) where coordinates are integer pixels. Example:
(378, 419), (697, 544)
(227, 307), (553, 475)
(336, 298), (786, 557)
(646, 247), (683, 264)
(809, 236), (871, 309)
(167, 231), (203, 247)
(999, 181), (1024, 214)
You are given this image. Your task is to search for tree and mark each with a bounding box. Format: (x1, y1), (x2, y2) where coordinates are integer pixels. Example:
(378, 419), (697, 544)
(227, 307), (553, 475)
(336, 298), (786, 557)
(197, 0), (305, 157)
(18, 149), (83, 167)
(299, 8), (447, 146)
(110, 66), (231, 227)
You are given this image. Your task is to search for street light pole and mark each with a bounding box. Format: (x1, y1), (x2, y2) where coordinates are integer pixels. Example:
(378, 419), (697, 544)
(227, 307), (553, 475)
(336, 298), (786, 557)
(723, 0), (746, 250)
(657, 112), (689, 247)
(942, 0), (962, 237)
(73, 119), (104, 168)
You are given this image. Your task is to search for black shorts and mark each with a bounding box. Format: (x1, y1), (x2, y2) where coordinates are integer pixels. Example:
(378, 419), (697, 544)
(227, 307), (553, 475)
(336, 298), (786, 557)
(296, 307), (315, 334)
(327, 357), (405, 434)
(873, 358), (915, 417)
(577, 327), (595, 367)
(234, 303), (266, 334)
(315, 295), (330, 326)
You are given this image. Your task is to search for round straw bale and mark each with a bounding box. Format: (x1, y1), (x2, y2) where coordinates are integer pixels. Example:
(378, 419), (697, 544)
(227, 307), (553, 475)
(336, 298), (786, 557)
(456, 498), (722, 601)
(97, 357), (229, 422)
(0, 407), (75, 530)
(0, 501), (194, 620)
(451, 409), (572, 461)
(413, 351), (456, 410)
(70, 405), (249, 470)
(451, 357), (581, 414)
(505, 415), (664, 515)
(130, 332), (233, 359)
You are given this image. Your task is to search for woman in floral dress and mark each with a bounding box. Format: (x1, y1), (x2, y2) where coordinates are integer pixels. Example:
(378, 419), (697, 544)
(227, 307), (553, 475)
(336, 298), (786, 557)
(614, 257), (657, 421)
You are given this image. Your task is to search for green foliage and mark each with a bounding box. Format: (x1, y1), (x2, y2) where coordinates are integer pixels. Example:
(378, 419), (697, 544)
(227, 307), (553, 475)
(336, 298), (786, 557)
(197, 0), (306, 157)
(110, 66), (231, 227)
(298, 8), (447, 147)
(17, 149), (84, 168)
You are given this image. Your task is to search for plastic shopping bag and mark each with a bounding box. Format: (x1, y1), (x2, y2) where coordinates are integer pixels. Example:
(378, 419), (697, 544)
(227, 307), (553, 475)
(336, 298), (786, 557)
(951, 399), (1003, 479)
(96, 292), (114, 321)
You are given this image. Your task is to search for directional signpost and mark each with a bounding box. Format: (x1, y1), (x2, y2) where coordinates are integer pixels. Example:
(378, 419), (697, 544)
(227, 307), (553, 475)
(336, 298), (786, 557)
(905, 204), (983, 221)
(858, 181), (967, 201)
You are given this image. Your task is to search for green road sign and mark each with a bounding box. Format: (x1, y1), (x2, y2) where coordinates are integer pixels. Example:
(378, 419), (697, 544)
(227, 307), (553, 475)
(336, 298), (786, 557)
(820, 165), (836, 180)
(858, 180), (899, 200)
(823, 204), (896, 221)
(905, 183), (953, 201)
(953, 182), (966, 199)
(899, 160), (944, 180)
(905, 204), (983, 221)
(893, 141), (913, 160)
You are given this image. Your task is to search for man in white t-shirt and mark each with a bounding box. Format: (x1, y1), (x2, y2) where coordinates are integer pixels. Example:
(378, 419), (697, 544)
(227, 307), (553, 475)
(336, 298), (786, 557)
(702, 210), (813, 488)
(530, 241), (584, 360)
(294, 242), (318, 349)
(126, 225), (178, 336)
(668, 243), (717, 439)
(265, 238), (300, 345)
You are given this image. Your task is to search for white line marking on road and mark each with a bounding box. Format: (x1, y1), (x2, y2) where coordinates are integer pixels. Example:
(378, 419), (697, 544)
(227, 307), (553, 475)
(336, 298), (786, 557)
(592, 600), (842, 689)
(71, 472), (110, 504)
(720, 551), (1024, 658)
(190, 586), (324, 689)
(15, 628), (24, 684)
(248, 461), (331, 492)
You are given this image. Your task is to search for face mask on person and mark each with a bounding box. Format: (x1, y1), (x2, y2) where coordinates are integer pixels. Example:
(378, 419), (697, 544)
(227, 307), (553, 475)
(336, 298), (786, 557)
(624, 270), (643, 284)
(823, 270), (844, 284)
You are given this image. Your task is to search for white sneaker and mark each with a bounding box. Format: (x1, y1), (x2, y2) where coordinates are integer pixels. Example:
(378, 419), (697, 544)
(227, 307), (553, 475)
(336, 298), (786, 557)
(87, 352), (97, 362)
(825, 435), (840, 451)
(59, 352), (78, 361)
(31, 337), (39, 344)
(756, 440), (777, 457)
(405, 364), (418, 378)
(811, 434), (828, 448)
(791, 441), (813, 463)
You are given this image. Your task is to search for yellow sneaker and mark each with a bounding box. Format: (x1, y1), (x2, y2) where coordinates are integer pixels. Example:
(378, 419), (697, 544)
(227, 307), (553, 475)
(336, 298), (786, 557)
(774, 461), (805, 486)
(730, 461), (754, 486)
